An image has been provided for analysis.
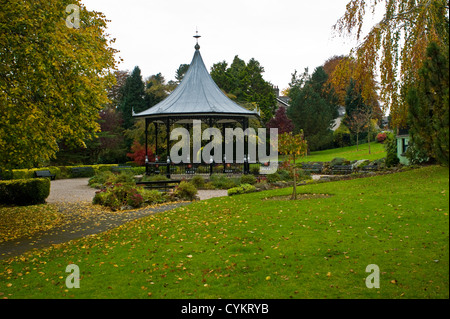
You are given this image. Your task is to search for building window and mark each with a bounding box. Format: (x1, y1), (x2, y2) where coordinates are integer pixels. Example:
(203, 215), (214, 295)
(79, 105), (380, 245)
(402, 138), (408, 154)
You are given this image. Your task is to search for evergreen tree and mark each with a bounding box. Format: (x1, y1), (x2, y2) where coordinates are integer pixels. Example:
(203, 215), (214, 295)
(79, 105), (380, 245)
(118, 66), (147, 130)
(175, 64), (190, 83)
(407, 41), (449, 166)
(287, 67), (339, 151)
(144, 73), (169, 108)
(210, 56), (277, 123)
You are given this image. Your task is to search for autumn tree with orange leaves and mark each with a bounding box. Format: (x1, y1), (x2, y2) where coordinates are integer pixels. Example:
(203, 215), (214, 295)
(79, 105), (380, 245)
(332, 0), (449, 127)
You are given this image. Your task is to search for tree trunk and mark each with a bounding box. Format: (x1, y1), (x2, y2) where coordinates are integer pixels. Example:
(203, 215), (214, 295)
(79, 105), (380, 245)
(292, 155), (297, 200)
(356, 131), (359, 151)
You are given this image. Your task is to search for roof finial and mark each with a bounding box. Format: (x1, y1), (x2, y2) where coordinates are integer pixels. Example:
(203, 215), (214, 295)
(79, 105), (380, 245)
(193, 28), (201, 50)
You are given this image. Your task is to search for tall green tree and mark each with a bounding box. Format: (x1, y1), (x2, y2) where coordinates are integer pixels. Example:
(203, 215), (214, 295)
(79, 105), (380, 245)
(175, 64), (190, 83)
(287, 67), (339, 151)
(118, 66), (146, 130)
(0, 0), (117, 169)
(144, 73), (170, 108)
(210, 56), (277, 123)
(407, 41), (449, 166)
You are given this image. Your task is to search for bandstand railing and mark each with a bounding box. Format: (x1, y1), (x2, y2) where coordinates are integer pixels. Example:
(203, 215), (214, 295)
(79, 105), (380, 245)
(145, 161), (268, 178)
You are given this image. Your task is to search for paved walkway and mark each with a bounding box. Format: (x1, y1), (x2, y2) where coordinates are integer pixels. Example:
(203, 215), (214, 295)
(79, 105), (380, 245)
(0, 178), (228, 260)
(46, 178), (227, 203)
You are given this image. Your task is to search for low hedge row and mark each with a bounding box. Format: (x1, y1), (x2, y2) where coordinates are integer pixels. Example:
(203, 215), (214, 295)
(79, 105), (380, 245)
(0, 178), (50, 205)
(2, 165), (146, 180)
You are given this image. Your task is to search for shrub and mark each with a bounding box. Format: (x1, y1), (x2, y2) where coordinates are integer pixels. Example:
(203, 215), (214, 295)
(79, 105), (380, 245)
(141, 174), (169, 182)
(277, 169), (292, 181)
(227, 184), (257, 196)
(126, 141), (155, 166)
(385, 132), (400, 167)
(174, 181), (198, 201)
(240, 174), (257, 185)
(190, 175), (206, 189)
(11, 167), (61, 180)
(88, 171), (115, 188)
(140, 189), (165, 205)
(330, 157), (348, 166)
(93, 184), (144, 210)
(0, 178), (50, 205)
(333, 123), (351, 148)
(111, 170), (136, 185)
(376, 132), (387, 143)
(210, 174), (239, 189)
(266, 172), (281, 183)
(89, 171), (136, 188)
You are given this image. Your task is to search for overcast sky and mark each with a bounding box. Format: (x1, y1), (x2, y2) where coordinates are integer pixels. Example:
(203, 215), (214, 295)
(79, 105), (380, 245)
(82, 0), (378, 91)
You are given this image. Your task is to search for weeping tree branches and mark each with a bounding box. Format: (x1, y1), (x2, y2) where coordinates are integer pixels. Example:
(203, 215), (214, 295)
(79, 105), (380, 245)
(332, 0), (449, 127)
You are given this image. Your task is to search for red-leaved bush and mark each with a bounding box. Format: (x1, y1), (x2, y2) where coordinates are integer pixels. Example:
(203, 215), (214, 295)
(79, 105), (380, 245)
(376, 133), (387, 143)
(126, 141), (154, 166)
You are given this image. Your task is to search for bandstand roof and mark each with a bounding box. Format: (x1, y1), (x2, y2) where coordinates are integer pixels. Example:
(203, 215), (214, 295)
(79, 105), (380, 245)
(132, 40), (259, 123)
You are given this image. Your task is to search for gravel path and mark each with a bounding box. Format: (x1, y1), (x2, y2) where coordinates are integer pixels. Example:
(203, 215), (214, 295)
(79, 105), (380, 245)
(46, 178), (228, 203)
(46, 178), (97, 203)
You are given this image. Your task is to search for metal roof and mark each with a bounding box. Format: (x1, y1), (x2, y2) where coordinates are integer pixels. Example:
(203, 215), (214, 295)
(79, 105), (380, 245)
(132, 46), (259, 121)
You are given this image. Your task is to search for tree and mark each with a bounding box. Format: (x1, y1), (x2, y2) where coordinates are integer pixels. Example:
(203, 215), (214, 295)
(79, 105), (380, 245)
(333, 0), (449, 127)
(287, 67), (339, 151)
(406, 41), (449, 166)
(344, 78), (374, 149)
(175, 64), (190, 83)
(210, 56), (277, 123)
(126, 141), (154, 166)
(347, 108), (372, 151)
(144, 73), (170, 108)
(118, 66), (146, 130)
(107, 70), (129, 109)
(96, 108), (128, 164)
(266, 106), (294, 135)
(278, 131), (308, 200)
(0, 0), (117, 169)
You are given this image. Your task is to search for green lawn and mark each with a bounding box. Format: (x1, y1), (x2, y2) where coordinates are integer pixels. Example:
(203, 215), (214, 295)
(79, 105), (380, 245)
(0, 166), (448, 299)
(294, 142), (386, 163)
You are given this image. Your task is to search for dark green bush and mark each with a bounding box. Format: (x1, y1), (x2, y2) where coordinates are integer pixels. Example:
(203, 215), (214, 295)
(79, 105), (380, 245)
(266, 172), (281, 183)
(210, 174), (239, 189)
(277, 169), (292, 181)
(175, 181), (198, 201)
(240, 174), (257, 185)
(385, 132), (400, 167)
(190, 175), (206, 188)
(141, 174), (169, 182)
(88, 171), (136, 188)
(0, 178), (50, 205)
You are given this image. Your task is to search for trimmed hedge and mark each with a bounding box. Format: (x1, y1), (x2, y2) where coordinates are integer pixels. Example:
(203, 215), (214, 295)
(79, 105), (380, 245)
(0, 178), (50, 205)
(3, 164), (147, 180)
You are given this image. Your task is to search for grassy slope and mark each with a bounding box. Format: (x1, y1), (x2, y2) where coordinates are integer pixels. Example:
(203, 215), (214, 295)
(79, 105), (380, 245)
(0, 166), (448, 299)
(296, 142), (386, 163)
